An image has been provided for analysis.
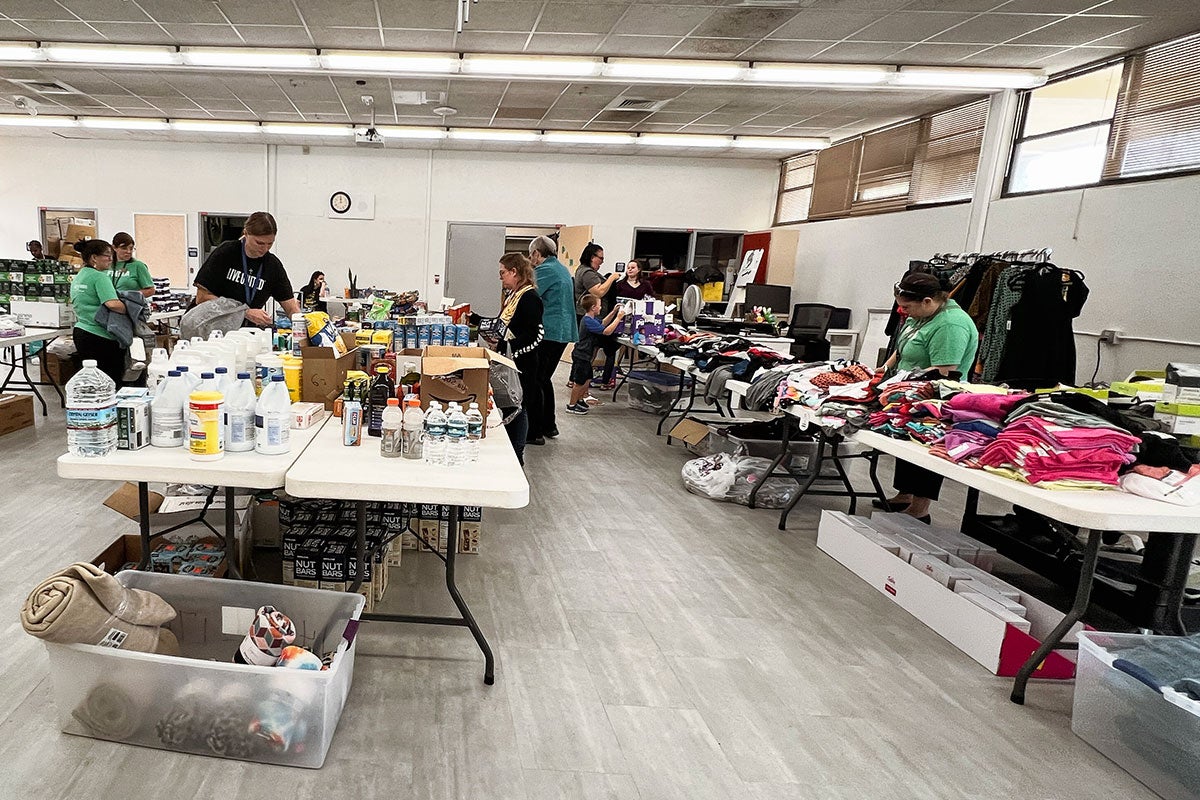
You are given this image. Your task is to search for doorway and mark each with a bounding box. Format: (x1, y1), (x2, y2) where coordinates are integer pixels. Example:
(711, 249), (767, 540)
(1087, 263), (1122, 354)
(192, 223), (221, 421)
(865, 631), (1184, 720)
(445, 222), (557, 317)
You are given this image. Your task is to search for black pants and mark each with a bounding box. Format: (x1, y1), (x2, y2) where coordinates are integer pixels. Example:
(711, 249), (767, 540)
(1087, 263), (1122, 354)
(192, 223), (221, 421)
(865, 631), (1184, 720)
(515, 350), (540, 442)
(501, 406), (528, 466)
(72, 327), (125, 388)
(535, 340), (568, 436)
(893, 460), (943, 501)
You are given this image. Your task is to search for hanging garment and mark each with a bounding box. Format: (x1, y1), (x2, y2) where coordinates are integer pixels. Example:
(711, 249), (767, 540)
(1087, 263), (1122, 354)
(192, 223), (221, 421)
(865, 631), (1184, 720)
(994, 267), (1089, 390)
(978, 265), (1027, 382)
(965, 260), (1010, 328)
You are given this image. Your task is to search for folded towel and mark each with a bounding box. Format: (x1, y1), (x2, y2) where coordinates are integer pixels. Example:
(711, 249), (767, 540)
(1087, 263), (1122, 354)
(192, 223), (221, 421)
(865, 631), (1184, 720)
(72, 682), (141, 740)
(21, 562), (180, 656)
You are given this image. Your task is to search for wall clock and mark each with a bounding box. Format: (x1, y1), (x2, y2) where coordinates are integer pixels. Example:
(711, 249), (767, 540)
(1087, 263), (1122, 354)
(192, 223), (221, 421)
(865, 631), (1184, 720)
(330, 191), (352, 214)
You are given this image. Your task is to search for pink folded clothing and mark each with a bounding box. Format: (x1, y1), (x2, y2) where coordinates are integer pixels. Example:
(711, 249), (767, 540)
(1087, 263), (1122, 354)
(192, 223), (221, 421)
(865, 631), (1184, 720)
(945, 407), (1000, 424)
(1022, 448), (1131, 485)
(946, 391), (1030, 419)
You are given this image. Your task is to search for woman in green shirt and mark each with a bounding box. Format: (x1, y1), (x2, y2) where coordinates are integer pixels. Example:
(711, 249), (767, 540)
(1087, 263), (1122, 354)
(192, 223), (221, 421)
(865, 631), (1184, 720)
(70, 239), (129, 386)
(111, 232), (155, 298)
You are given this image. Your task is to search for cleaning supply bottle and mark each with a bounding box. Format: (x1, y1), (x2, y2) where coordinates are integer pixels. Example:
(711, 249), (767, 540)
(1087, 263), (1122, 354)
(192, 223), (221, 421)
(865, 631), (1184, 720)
(255, 373), (291, 455)
(150, 369), (187, 448)
(225, 371), (257, 452)
(465, 402), (484, 462)
(423, 401), (446, 466)
(146, 348), (169, 394)
(366, 364), (396, 437)
(445, 403), (468, 467)
(380, 398), (403, 457)
(402, 396), (424, 460)
(177, 364), (201, 393)
(214, 366), (233, 397)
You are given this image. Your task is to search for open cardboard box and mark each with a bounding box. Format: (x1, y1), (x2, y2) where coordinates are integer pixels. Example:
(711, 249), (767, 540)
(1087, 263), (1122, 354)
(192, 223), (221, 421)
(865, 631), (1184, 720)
(301, 331), (359, 410)
(419, 345), (517, 436)
(817, 510), (1080, 679)
(92, 533), (228, 578)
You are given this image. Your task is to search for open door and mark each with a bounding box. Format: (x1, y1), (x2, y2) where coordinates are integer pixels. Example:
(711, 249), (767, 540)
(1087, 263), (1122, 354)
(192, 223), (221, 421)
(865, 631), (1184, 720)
(445, 223), (507, 317)
(555, 224), (593, 273)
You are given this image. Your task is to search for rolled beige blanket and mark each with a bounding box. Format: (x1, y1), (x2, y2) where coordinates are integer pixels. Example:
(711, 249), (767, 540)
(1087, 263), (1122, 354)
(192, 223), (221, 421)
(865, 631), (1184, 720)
(21, 562), (180, 656)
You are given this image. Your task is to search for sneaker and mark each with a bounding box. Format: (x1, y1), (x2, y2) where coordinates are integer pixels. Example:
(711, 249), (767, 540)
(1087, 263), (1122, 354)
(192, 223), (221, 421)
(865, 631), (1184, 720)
(584, 394), (603, 406)
(566, 402), (589, 415)
(544, 427), (560, 438)
(527, 435), (547, 446)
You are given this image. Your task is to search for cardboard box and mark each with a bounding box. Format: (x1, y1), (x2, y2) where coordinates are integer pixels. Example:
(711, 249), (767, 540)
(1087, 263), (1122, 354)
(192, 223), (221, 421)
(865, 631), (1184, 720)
(103, 481), (165, 518)
(459, 505), (482, 554)
(251, 495), (281, 549)
(10, 299), (75, 328)
(669, 418), (713, 456)
(43, 351), (80, 387)
(293, 536), (324, 589)
(816, 511), (1079, 679)
(1164, 363), (1200, 404)
(418, 503), (441, 552)
(116, 394), (151, 450)
(319, 540), (349, 592)
(92, 533), (227, 579)
(419, 346), (517, 435)
(300, 332), (359, 410)
(1155, 402), (1200, 436)
(0, 393), (34, 437)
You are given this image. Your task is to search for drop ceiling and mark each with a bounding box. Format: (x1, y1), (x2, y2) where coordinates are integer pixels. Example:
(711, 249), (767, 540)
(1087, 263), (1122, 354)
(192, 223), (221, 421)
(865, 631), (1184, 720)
(1, 0), (1198, 157)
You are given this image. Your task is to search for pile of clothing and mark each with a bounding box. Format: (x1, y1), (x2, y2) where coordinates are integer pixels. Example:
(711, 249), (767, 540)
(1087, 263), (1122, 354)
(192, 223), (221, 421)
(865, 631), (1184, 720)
(774, 361), (884, 432)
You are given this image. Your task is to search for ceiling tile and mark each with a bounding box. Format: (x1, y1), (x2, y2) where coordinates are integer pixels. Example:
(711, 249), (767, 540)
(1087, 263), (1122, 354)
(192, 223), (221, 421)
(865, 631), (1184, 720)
(850, 11), (977, 43)
(88, 22), (175, 44)
(0, 20), (34, 38)
(0, 0), (74, 21)
(769, 11), (883, 41)
(58, 0), (154, 23)
(91, 94), (155, 108)
(161, 75), (238, 99)
(235, 25), (314, 47)
(8, 20), (105, 40)
(741, 40), (841, 61)
(810, 41), (905, 60)
(1012, 15), (1144, 46)
(1000, 0), (1113, 11)
(526, 33), (607, 53)
(690, 8), (799, 39)
(161, 24), (244, 46)
(445, 31), (529, 52)
(139, 3), (229, 24)
(99, 71), (185, 96)
(278, 76), (341, 101)
(205, 0), (301, 26)
(1098, 0), (1199, 13)
(495, 105), (551, 120)
(668, 37), (760, 57)
(460, 1), (543, 32)
(887, 42), (988, 64)
(596, 35), (681, 57)
(297, 0), (379, 28)
(312, 27), (384, 48)
(930, 13), (1065, 44)
(537, 3), (629, 35)
(956, 43), (1070, 66)
(378, 0), (457, 29)
(902, 0), (1004, 10)
(806, 0), (915, 10)
(611, 5), (714, 37)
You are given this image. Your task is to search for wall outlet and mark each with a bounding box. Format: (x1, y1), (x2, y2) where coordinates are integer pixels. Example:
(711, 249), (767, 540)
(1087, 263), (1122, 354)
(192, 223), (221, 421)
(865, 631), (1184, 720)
(1100, 329), (1122, 345)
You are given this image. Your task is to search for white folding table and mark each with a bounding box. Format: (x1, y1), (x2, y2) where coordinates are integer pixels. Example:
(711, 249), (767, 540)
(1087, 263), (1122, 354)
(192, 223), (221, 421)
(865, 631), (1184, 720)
(57, 420), (329, 578)
(854, 430), (1200, 704)
(285, 421), (530, 685)
(0, 326), (68, 415)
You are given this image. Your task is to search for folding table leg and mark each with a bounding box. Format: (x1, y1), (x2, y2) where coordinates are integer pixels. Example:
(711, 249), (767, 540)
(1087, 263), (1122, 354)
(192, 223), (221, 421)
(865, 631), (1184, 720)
(866, 451), (889, 507)
(749, 419), (792, 509)
(444, 506), (496, 685)
(1011, 528), (1102, 705)
(828, 447), (857, 516)
(224, 487), (242, 580)
(137, 481), (152, 570)
(779, 441), (826, 531)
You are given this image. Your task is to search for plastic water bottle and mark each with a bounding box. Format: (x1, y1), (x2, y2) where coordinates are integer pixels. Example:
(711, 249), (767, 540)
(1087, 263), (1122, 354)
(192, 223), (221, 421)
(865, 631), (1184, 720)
(446, 403), (468, 467)
(225, 371), (257, 452)
(65, 359), (117, 457)
(423, 401), (447, 466)
(466, 402), (484, 462)
(255, 373), (292, 455)
(380, 398), (403, 458)
(402, 396), (424, 460)
(146, 348), (169, 394)
(150, 370), (187, 448)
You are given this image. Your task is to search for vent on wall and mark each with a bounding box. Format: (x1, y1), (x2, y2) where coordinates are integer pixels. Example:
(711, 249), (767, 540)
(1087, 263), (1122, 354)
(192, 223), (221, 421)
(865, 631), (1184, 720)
(9, 79), (81, 95)
(603, 97), (670, 113)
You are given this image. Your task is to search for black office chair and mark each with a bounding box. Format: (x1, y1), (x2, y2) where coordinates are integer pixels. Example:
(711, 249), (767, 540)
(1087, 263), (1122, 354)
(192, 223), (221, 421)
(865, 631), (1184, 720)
(787, 303), (835, 361)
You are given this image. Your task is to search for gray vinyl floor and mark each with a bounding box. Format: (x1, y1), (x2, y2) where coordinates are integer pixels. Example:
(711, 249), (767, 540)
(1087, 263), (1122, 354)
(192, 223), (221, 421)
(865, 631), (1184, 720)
(0, 378), (1155, 799)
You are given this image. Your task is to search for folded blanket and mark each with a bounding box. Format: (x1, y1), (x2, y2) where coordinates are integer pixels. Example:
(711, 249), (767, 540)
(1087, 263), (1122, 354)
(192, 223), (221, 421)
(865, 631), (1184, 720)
(21, 562), (180, 656)
(72, 682), (141, 740)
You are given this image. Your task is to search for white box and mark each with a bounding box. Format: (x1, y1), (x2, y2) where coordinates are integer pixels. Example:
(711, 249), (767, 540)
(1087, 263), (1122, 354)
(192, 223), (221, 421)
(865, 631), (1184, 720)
(871, 513), (998, 570)
(959, 592), (1032, 633)
(9, 299), (75, 328)
(953, 579), (1027, 616)
(291, 402), (327, 429)
(41, 571), (363, 768)
(116, 396), (151, 450)
(817, 510), (1079, 679)
(909, 553), (975, 589)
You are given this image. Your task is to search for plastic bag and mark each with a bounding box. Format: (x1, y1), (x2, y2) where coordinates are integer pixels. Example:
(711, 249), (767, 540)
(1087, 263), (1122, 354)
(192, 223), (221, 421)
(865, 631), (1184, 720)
(681, 453), (799, 508)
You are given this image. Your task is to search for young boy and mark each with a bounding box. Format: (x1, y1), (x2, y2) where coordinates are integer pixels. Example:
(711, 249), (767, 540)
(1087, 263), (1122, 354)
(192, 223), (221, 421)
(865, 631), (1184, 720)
(567, 294), (625, 415)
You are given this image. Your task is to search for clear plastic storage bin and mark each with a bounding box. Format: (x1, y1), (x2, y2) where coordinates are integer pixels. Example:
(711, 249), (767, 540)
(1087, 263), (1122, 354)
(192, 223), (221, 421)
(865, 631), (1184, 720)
(41, 571), (364, 769)
(626, 370), (687, 414)
(1073, 630), (1200, 800)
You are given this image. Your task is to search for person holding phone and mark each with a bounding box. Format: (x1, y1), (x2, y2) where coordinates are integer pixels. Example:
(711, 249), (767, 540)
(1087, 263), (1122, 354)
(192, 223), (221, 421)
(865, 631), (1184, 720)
(299, 270), (329, 312)
(193, 211), (301, 327)
(614, 258), (655, 301)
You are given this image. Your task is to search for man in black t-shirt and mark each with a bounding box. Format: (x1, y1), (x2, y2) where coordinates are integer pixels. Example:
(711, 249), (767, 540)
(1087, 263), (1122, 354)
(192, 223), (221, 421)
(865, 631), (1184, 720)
(193, 212), (300, 327)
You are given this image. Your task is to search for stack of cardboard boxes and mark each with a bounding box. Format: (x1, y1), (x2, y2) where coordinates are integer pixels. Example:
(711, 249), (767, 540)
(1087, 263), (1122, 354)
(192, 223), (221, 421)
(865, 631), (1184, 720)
(1, 259), (76, 325)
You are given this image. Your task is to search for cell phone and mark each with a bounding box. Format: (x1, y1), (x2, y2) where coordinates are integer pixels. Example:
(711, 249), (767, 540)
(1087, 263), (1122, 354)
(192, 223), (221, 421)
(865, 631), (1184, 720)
(615, 262), (626, 273)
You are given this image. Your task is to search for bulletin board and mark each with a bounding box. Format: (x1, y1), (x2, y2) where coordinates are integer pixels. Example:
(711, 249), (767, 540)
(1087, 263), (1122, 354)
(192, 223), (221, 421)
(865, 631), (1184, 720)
(556, 224), (594, 272)
(134, 213), (188, 288)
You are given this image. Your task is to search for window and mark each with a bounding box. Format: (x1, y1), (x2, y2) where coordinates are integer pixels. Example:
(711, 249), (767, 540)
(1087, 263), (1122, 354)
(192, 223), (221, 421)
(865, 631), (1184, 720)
(774, 98), (989, 223)
(774, 154), (816, 225)
(1006, 30), (1200, 195)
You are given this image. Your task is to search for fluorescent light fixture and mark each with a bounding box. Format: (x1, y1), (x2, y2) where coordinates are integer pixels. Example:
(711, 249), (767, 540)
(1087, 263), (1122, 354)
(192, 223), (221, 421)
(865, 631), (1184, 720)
(0, 115), (77, 128)
(44, 43), (178, 65)
(320, 50), (459, 74)
(182, 48), (318, 69)
(262, 123), (354, 137)
(732, 136), (828, 151)
(748, 63), (892, 86)
(894, 66), (1046, 89)
(448, 128), (541, 143)
(639, 133), (733, 148)
(461, 54), (602, 78)
(543, 131), (638, 145)
(173, 120), (262, 134)
(0, 43), (40, 62)
(80, 117), (170, 131)
(605, 58), (745, 82)
(376, 126), (447, 140)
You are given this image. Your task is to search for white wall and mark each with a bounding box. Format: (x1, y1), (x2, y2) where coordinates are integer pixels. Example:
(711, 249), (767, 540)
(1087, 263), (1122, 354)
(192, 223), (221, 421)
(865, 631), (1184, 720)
(785, 174), (1200, 383)
(0, 136), (778, 307)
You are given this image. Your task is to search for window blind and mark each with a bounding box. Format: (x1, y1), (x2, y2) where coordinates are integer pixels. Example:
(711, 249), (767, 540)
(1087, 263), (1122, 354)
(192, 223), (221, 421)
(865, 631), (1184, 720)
(911, 99), (989, 205)
(774, 154), (816, 224)
(853, 121), (918, 212)
(808, 139), (861, 219)
(1104, 33), (1200, 179)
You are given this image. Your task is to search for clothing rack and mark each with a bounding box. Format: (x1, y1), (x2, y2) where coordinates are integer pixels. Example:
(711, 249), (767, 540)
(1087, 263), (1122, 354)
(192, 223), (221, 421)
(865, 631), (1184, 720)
(930, 247), (1053, 265)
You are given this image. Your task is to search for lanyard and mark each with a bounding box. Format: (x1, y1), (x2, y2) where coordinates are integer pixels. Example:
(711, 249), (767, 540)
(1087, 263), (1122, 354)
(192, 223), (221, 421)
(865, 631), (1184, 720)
(111, 261), (129, 288)
(240, 241), (265, 306)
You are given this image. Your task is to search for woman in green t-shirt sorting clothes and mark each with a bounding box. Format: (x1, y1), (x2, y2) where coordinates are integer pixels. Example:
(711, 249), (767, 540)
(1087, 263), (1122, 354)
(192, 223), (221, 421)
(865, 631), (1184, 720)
(877, 271), (979, 523)
(110, 232), (155, 298)
(69, 239), (129, 386)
